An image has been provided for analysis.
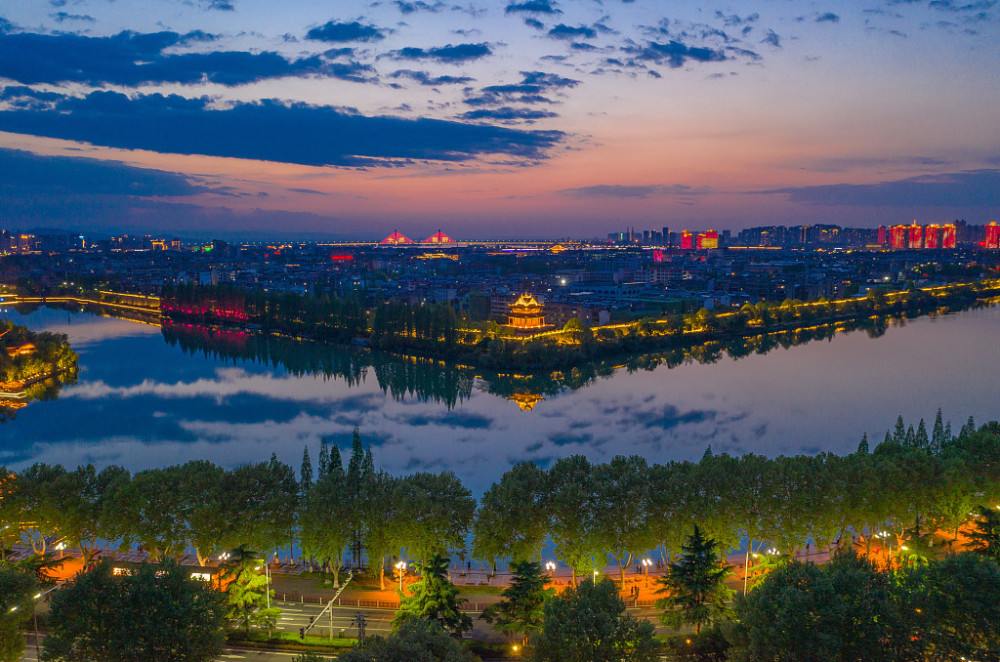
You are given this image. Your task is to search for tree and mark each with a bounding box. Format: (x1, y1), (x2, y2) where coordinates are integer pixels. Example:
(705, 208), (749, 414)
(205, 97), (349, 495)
(480, 560), (553, 645)
(393, 554), (472, 636)
(654, 525), (733, 634)
(531, 578), (657, 662)
(0, 567), (35, 662)
(299, 468), (354, 588)
(900, 552), (1000, 661)
(178, 460), (228, 566)
(300, 445), (314, 496)
(965, 505), (1000, 562)
(395, 473), (474, 563)
(42, 559), (225, 662)
(472, 462), (548, 567)
(224, 458), (299, 555)
(339, 619), (479, 662)
(546, 456), (601, 586)
(218, 546), (281, 637)
(592, 456), (654, 589)
(728, 549), (905, 662)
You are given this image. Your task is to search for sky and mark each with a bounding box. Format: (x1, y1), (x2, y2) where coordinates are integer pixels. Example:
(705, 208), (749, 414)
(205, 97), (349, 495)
(1, 0), (999, 239)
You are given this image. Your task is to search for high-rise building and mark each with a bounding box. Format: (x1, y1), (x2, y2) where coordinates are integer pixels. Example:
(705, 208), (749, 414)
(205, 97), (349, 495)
(941, 224), (957, 249)
(889, 225), (908, 249)
(697, 229), (719, 250)
(878, 225), (887, 245)
(924, 225), (941, 249)
(680, 230), (694, 250)
(908, 221), (923, 249)
(986, 222), (1000, 249)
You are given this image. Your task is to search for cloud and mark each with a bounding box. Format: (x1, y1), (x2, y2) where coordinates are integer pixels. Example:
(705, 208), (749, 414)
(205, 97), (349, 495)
(761, 29), (782, 47)
(0, 91), (564, 166)
(758, 169), (1000, 207)
(394, 0), (445, 13)
(523, 18), (546, 30)
(459, 107), (558, 121)
(387, 411), (493, 429)
(560, 184), (707, 198)
(306, 20), (386, 43)
(391, 42), (492, 63)
(0, 29), (336, 86)
(206, 0), (235, 9)
(624, 40), (727, 67)
(505, 0), (561, 14)
(389, 69), (474, 85)
(51, 12), (95, 22)
(816, 12), (841, 22)
(464, 70), (579, 107)
(0, 147), (206, 197)
(547, 24), (597, 40)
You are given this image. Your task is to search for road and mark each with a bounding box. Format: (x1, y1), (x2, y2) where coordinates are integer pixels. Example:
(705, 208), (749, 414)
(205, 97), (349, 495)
(21, 646), (316, 662)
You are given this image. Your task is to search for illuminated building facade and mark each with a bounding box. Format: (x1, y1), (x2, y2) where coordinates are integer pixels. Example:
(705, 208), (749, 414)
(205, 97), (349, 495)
(908, 222), (924, 249)
(986, 222), (1000, 249)
(924, 225), (941, 249)
(878, 225), (887, 245)
(697, 230), (719, 250)
(889, 225), (908, 249)
(942, 225), (957, 249)
(680, 230), (694, 250)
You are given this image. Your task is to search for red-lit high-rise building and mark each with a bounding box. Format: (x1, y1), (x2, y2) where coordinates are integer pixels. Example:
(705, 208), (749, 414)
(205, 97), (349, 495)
(878, 225), (887, 245)
(924, 225), (941, 249)
(986, 222), (1000, 249)
(941, 224), (957, 249)
(908, 222), (923, 249)
(889, 225), (908, 249)
(680, 230), (694, 250)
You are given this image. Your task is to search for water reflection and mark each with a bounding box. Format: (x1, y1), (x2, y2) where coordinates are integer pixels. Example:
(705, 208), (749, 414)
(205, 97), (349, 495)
(0, 304), (997, 493)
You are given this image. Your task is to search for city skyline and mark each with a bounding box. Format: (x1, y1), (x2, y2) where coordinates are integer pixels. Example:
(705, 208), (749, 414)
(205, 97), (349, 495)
(1, 0), (999, 239)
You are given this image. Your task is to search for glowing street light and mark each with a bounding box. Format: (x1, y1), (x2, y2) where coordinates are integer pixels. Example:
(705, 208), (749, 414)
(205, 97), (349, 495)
(395, 561), (407, 592)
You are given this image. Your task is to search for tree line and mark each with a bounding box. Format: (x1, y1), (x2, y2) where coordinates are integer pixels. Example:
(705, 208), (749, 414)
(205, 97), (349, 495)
(2, 416), (998, 593)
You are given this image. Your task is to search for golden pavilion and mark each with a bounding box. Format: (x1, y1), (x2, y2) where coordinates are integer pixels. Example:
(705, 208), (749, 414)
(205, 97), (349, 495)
(506, 293), (553, 333)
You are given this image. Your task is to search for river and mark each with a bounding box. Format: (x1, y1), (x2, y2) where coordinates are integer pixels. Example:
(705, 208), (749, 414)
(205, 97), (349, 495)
(0, 304), (997, 493)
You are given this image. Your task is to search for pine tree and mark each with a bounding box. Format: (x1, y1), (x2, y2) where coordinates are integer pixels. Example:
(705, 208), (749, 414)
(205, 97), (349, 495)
(702, 446), (713, 460)
(905, 425), (916, 446)
(481, 560), (554, 645)
(960, 416), (976, 439)
(219, 546), (281, 637)
(300, 446), (313, 496)
(915, 419), (929, 449)
(654, 525), (734, 634)
(893, 415), (907, 444)
(393, 554), (472, 636)
(857, 433), (869, 454)
(932, 409), (946, 453)
(318, 440), (330, 479)
(328, 444), (344, 480)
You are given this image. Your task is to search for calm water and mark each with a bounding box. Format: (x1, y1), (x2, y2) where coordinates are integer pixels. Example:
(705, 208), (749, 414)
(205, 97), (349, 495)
(1, 305), (998, 493)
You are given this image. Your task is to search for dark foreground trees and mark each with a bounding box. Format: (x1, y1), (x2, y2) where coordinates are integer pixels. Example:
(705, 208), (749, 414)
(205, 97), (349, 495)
(41, 559), (225, 662)
(0, 567), (35, 662)
(531, 579), (658, 662)
(729, 550), (1000, 662)
(339, 620), (479, 662)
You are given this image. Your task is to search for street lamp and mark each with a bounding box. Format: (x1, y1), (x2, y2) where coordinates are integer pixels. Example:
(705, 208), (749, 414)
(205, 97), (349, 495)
(395, 561), (407, 592)
(544, 561), (556, 578)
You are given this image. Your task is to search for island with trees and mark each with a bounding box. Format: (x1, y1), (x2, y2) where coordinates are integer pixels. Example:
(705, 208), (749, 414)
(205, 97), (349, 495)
(0, 319), (78, 421)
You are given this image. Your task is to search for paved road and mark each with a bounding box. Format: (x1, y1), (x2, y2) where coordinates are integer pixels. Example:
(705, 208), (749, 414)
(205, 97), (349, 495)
(21, 646), (316, 662)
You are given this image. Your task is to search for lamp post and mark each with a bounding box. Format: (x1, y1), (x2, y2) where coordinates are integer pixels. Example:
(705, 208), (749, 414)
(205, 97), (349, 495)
(544, 561), (556, 579)
(395, 561), (407, 593)
(641, 558), (652, 587)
